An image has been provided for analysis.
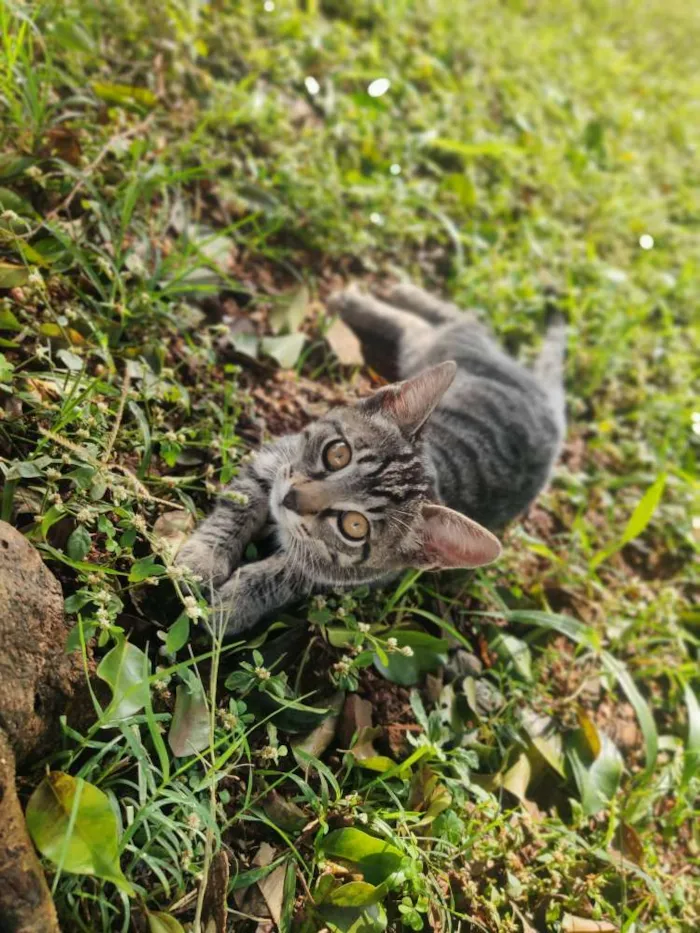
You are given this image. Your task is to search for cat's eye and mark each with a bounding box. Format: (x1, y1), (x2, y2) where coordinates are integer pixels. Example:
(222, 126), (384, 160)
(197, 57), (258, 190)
(323, 439), (351, 471)
(339, 511), (369, 540)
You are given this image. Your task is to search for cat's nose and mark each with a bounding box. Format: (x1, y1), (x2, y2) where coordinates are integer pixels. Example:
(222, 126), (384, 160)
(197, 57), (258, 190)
(282, 488), (300, 513)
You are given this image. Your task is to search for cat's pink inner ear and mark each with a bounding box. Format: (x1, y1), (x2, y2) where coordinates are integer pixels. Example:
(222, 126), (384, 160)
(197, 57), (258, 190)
(417, 503), (501, 570)
(378, 361), (456, 435)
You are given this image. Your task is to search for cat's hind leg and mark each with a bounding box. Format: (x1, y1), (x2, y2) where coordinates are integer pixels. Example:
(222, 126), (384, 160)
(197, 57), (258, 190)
(328, 285), (433, 379)
(385, 283), (462, 325)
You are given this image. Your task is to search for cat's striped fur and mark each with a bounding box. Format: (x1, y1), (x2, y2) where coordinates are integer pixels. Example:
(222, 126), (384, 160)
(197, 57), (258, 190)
(177, 284), (565, 634)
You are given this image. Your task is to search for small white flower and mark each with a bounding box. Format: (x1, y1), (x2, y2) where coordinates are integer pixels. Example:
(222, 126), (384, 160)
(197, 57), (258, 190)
(254, 665), (271, 681)
(111, 484), (129, 503)
(333, 657), (353, 676)
(28, 270), (44, 288)
(218, 709), (238, 731)
(96, 606), (111, 629)
(358, 622), (371, 634)
(183, 595), (205, 621)
(131, 514), (147, 533)
(401, 645), (414, 657)
(222, 490), (249, 506)
(186, 812), (201, 832)
(386, 637), (398, 652)
(52, 493), (63, 507)
(336, 607), (347, 619)
(76, 507), (94, 524)
(357, 811), (369, 824)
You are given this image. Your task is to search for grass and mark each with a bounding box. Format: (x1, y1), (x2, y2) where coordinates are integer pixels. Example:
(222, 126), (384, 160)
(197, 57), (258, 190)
(0, 0), (698, 931)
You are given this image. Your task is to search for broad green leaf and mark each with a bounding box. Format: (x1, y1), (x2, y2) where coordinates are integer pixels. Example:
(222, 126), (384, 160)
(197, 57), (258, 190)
(66, 525), (91, 561)
(92, 81), (158, 108)
(323, 881), (387, 908)
(129, 556), (167, 582)
(576, 708), (602, 758)
(320, 902), (388, 933)
(0, 306), (22, 330)
(0, 352), (14, 383)
(0, 261), (30, 288)
(682, 683), (700, 787)
(591, 473), (666, 569)
(567, 729), (623, 816)
(372, 631), (448, 686)
(355, 756), (396, 773)
(269, 284), (310, 334)
(0, 186), (37, 216)
(146, 911), (186, 933)
(500, 752), (533, 801)
(26, 772), (133, 894)
(260, 333), (306, 369)
(489, 629), (532, 681)
(320, 828), (404, 885)
(97, 638), (151, 721)
(165, 613), (190, 654)
(521, 709), (566, 777)
(168, 684), (210, 757)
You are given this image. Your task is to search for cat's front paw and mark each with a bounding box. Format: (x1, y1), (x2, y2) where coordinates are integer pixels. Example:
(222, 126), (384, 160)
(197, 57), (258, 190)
(175, 536), (232, 596)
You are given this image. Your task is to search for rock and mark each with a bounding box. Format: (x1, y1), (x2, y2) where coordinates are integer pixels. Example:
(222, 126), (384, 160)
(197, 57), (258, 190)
(0, 520), (85, 933)
(0, 733), (59, 933)
(0, 520), (83, 764)
(443, 649), (483, 682)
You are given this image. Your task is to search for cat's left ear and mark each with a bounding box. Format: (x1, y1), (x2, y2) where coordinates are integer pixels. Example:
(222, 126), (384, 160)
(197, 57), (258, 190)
(360, 361), (456, 437)
(414, 503), (501, 570)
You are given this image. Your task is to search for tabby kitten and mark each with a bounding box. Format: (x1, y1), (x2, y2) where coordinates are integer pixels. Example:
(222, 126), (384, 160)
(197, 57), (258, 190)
(176, 284), (566, 634)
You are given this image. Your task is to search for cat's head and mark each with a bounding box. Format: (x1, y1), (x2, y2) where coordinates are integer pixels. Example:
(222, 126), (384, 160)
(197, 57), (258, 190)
(270, 361), (501, 583)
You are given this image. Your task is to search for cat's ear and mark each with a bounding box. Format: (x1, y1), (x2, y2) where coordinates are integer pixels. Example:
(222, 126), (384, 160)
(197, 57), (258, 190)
(361, 361), (456, 437)
(414, 503), (501, 570)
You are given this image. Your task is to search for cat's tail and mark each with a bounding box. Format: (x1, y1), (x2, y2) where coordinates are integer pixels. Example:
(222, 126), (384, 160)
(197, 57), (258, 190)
(534, 314), (567, 434)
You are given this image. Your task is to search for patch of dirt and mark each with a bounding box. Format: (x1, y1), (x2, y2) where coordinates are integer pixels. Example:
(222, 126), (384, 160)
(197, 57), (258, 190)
(356, 668), (414, 731)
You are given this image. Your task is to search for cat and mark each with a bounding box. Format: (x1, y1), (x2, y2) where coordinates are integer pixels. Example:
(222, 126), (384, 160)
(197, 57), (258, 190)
(175, 283), (566, 634)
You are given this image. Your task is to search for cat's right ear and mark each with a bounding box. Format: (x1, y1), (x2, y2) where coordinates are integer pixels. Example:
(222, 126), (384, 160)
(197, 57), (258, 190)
(359, 361), (456, 437)
(413, 503), (501, 570)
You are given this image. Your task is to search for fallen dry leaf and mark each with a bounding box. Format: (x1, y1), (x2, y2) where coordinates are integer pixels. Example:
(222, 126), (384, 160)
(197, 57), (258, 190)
(152, 510), (194, 557)
(561, 915), (617, 933)
(254, 844), (285, 928)
(325, 317), (364, 365)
